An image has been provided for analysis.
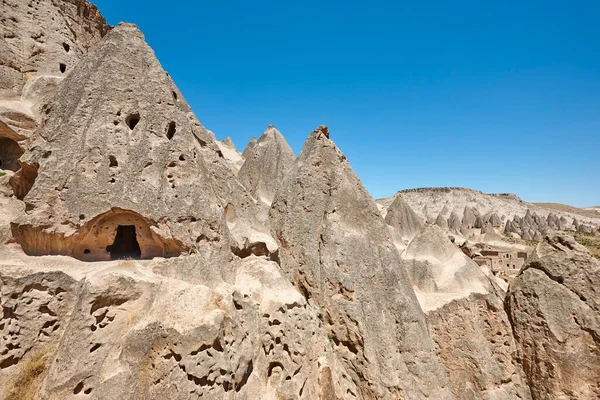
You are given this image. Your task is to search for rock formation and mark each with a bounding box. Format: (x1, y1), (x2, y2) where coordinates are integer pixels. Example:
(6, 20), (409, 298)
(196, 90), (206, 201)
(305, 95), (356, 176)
(462, 206), (477, 229)
(270, 127), (452, 399)
(384, 194), (423, 240)
(1, 2), (599, 399)
(507, 235), (600, 399)
(448, 211), (461, 233)
(402, 224), (531, 399)
(0, 0), (109, 138)
(10, 23), (275, 265)
(241, 136), (258, 159)
(238, 125), (296, 205)
(435, 213), (449, 230)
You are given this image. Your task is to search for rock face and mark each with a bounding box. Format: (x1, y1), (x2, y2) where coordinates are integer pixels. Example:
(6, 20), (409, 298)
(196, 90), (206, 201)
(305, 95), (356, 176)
(238, 125), (296, 205)
(0, 0), (109, 136)
(2, 2), (600, 399)
(507, 235), (600, 400)
(10, 23), (265, 263)
(270, 127), (452, 399)
(383, 195), (423, 241)
(0, 253), (332, 399)
(426, 293), (531, 399)
(402, 225), (531, 399)
(402, 224), (491, 311)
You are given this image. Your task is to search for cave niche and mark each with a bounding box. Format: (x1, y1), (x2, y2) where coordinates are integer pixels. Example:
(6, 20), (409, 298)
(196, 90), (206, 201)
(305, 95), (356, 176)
(73, 209), (182, 261)
(0, 137), (24, 172)
(12, 208), (183, 262)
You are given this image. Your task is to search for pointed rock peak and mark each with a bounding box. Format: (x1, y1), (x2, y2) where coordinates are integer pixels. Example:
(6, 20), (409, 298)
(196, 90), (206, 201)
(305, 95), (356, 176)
(258, 124), (286, 143)
(270, 129), (451, 397)
(241, 136), (257, 158)
(385, 195), (423, 240)
(406, 224), (457, 260)
(313, 125), (330, 139)
(267, 124), (275, 129)
(221, 136), (237, 150)
(238, 126), (295, 205)
(10, 17), (242, 261)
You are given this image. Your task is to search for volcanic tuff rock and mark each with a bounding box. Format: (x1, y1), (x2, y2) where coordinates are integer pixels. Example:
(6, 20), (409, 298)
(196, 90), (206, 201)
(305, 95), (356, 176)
(383, 194), (423, 241)
(241, 136), (258, 159)
(216, 136), (245, 173)
(426, 293), (531, 400)
(435, 213), (449, 230)
(0, 0), (109, 138)
(2, 2), (600, 399)
(10, 23), (272, 264)
(270, 127), (453, 399)
(0, 251), (335, 399)
(402, 225), (531, 399)
(402, 224), (491, 311)
(507, 235), (600, 399)
(238, 125), (296, 205)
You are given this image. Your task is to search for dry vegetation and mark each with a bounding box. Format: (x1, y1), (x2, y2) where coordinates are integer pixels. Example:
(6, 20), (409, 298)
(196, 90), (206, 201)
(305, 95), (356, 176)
(6, 350), (48, 400)
(573, 232), (600, 261)
(534, 202), (600, 219)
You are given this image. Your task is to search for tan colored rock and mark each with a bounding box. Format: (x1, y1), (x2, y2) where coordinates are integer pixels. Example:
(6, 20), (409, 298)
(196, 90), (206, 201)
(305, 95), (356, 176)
(10, 23), (272, 264)
(507, 234), (600, 399)
(402, 224), (491, 311)
(0, 253), (331, 399)
(270, 126), (452, 399)
(238, 125), (296, 205)
(435, 213), (449, 230)
(427, 293), (531, 399)
(384, 194), (423, 241)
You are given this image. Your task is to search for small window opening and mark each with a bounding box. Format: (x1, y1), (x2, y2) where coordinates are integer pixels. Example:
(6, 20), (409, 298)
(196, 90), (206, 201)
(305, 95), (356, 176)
(109, 155), (118, 168)
(105, 225), (141, 260)
(59, 63), (67, 73)
(83, 249), (91, 254)
(126, 113), (140, 130)
(63, 42), (70, 52)
(172, 91), (178, 101)
(166, 121), (176, 140)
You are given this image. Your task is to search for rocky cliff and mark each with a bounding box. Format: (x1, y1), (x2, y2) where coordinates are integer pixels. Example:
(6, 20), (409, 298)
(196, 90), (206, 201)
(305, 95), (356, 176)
(0, 2), (599, 400)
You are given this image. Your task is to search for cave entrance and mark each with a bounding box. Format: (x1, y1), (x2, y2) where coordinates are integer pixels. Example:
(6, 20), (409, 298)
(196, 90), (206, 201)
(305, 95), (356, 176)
(106, 225), (141, 260)
(0, 137), (24, 172)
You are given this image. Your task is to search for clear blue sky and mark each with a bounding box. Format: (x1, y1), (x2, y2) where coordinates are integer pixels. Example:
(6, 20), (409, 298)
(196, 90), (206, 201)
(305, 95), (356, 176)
(94, 0), (599, 207)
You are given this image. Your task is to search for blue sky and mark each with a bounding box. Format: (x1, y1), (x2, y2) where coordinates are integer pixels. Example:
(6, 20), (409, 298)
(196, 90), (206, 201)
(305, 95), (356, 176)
(94, 0), (600, 207)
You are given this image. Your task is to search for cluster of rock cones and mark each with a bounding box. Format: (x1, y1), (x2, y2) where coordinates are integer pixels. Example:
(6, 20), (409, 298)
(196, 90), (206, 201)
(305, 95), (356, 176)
(0, 1), (599, 399)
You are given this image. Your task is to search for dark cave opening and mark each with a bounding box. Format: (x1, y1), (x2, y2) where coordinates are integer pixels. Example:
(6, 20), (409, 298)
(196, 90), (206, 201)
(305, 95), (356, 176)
(106, 225), (141, 260)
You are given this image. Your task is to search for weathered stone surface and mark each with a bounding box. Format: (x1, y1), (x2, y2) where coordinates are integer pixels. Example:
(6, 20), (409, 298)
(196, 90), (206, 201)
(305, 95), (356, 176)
(427, 293), (531, 400)
(402, 224), (491, 311)
(448, 211), (461, 233)
(435, 213), (449, 230)
(270, 126), (452, 399)
(0, 254), (332, 399)
(462, 206), (477, 229)
(10, 23), (271, 264)
(507, 234), (600, 400)
(238, 125), (296, 205)
(215, 135), (244, 173)
(241, 136), (258, 159)
(384, 194), (423, 241)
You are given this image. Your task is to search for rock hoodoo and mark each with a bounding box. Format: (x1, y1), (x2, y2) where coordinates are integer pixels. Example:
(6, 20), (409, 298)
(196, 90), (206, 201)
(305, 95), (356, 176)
(10, 23), (253, 260)
(384, 195), (423, 240)
(1, 2), (599, 399)
(238, 125), (296, 205)
(270, 127), (452, 399)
